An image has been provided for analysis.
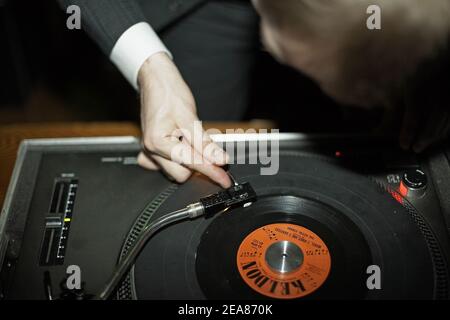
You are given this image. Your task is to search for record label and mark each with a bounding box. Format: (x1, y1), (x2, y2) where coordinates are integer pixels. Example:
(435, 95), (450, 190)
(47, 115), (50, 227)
(236, 223), (331, 299)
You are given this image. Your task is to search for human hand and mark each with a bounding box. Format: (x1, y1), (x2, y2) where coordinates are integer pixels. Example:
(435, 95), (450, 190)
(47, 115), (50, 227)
(137, 53), (231, 188)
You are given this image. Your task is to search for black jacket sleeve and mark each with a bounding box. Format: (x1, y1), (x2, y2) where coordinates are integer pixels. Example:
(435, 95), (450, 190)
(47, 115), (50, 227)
(57, 0), (146, 55)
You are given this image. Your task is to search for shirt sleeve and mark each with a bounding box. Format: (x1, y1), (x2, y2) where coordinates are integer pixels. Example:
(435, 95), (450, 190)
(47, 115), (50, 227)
(109, 22), (173, 91)
(57, 0), (172, 91)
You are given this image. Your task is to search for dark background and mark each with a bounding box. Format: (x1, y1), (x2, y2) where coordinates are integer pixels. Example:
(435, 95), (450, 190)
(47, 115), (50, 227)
(0, 1), (382, 132)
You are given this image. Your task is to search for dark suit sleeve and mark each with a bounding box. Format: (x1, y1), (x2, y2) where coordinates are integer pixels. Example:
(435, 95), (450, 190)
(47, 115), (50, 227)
(58, 0), (147, 55)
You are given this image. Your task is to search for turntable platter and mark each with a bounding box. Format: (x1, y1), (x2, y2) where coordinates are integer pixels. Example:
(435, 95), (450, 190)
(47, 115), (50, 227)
(118, 152), (446, 300)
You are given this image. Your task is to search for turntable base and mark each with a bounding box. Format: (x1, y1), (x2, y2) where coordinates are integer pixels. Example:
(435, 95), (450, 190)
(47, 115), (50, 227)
(1, 135), (450, 300)
(120, 153), (444, 300)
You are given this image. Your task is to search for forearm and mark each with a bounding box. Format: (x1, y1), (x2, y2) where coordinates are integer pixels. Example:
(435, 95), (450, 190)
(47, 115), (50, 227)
(57, 0), (172, 89)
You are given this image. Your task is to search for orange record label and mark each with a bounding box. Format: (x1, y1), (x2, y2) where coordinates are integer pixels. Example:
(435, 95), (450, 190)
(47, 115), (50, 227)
(236, 223), (331, 299)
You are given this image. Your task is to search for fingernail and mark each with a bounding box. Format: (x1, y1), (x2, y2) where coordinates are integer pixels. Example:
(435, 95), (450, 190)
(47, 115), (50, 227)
(221, 176), (232, 189)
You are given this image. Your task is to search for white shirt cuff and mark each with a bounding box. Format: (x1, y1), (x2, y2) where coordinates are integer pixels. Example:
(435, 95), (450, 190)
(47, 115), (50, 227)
(110, 22), (173, 91)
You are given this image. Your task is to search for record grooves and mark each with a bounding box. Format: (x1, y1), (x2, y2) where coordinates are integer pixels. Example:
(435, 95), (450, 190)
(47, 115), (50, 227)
(196, 195), (371, 300)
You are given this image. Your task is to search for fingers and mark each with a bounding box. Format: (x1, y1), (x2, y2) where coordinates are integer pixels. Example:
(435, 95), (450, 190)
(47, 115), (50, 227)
(141, 112), (231, 187)
(186, 160), (231, 189)
(152, 154), (193, 183)
(138, 151), (191, 183)
(137, 152), (159, 170)
(138, 57), (229, 188)
(142, 135), (231, 188)
(169, 139), (232, 188)
(177, 114), (229, 166)
(139, 148), (194, 184)
(140, 141), (193, 183)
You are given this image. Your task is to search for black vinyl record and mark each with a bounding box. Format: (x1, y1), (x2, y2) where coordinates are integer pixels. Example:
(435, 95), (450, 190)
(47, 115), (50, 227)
(196, 195), (371, 300)
(119, 153), (446, 300)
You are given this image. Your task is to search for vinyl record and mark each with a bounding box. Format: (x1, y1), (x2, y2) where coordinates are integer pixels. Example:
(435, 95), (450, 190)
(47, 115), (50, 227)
(196, 195), (371, 299)
(118, 153), (446, 300)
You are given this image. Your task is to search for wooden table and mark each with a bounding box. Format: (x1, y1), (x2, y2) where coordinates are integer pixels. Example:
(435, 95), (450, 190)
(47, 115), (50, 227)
(0, 120), (274, 207)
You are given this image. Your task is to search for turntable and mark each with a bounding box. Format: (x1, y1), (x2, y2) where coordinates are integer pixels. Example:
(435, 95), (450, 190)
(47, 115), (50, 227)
(1, 134), (450, 300)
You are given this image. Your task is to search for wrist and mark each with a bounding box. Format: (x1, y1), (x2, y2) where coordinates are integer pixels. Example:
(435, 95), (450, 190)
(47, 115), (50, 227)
(138, 52), (173, 88)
